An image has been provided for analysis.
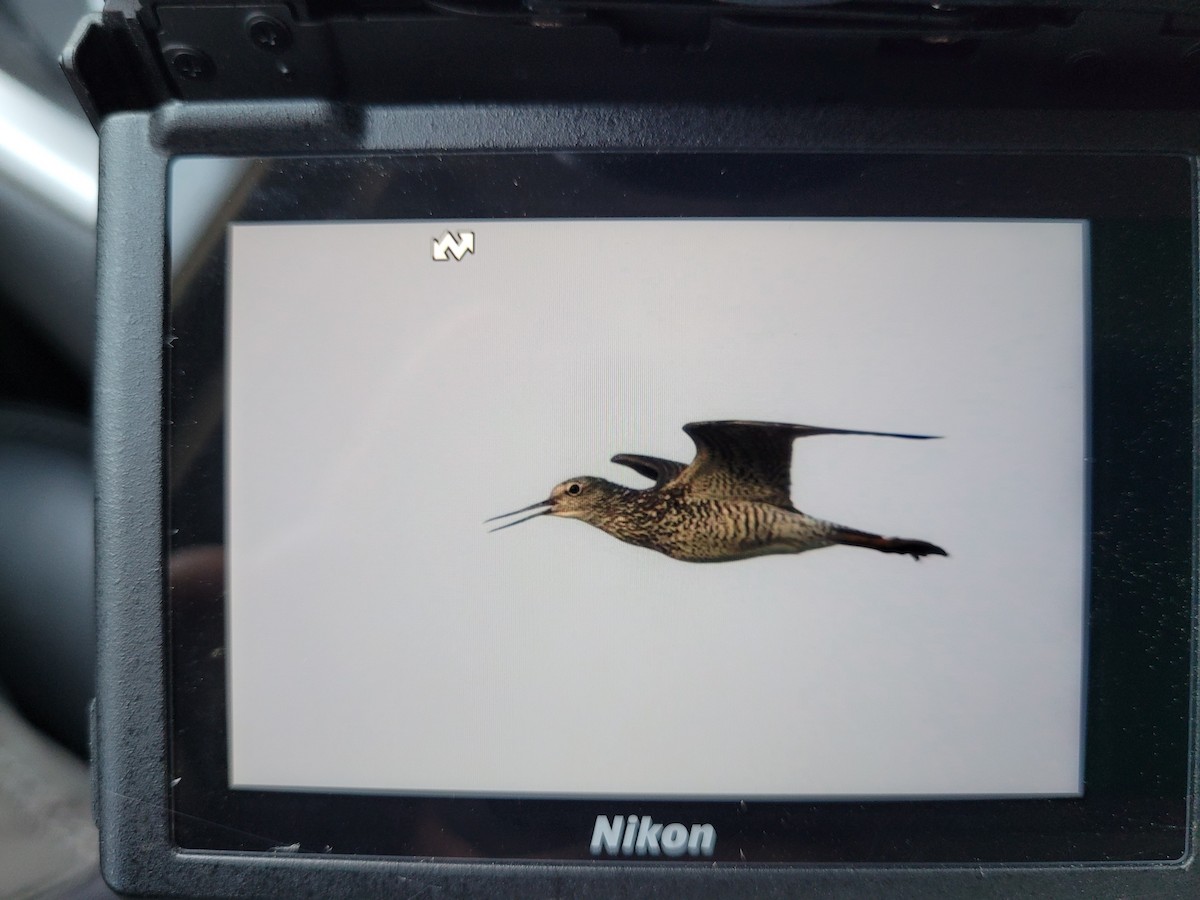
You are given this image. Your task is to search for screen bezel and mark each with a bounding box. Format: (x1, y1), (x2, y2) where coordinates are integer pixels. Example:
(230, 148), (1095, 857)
(165, 151), (1194, 864)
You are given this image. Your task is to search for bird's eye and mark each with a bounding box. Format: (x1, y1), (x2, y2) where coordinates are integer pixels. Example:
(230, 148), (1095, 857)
(567, 483), (582, 495)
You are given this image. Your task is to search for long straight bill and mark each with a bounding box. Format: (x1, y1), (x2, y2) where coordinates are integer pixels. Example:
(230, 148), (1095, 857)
(484, 498), (552, 530)
(488, 509), (551, 532)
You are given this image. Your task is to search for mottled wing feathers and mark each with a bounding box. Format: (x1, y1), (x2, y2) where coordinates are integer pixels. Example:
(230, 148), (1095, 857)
(674, 420), (937, 505)
(611, 453), (687, 487)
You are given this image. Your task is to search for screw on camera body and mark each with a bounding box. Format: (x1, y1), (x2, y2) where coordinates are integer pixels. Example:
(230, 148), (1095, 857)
(246, 15), (293, 52)
(165, 47), (214, 81)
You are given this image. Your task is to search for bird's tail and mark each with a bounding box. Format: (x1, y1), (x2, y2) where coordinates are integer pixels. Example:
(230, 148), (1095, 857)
(830, 526), (947, 560)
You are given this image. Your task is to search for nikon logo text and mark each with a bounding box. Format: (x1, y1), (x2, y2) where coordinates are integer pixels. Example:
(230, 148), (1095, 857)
(432, 230), (475, 261)
(589, 815), (716, 858)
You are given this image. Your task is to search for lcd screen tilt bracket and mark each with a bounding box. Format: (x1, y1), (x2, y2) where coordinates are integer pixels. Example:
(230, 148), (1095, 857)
(71, 7), (1200, 900)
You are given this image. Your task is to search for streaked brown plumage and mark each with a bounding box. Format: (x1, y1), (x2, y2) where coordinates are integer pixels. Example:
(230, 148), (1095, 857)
(487, 420), (947, 563)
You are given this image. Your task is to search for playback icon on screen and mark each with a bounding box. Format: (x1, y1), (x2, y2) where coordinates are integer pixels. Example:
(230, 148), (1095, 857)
(432, 230), (475, 261)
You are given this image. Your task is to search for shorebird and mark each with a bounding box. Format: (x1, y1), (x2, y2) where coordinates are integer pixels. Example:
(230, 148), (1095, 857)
(487, 420), (947, 563)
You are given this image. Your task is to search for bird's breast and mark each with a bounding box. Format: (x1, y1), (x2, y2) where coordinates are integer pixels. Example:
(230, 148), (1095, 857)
(590, 493), (832, 563)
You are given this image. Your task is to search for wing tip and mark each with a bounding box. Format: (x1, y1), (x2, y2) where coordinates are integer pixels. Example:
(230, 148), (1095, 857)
(683, 420), (942, 440)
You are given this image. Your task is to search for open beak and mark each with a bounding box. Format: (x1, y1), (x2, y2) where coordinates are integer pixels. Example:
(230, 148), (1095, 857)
(484, 499), (553, 532)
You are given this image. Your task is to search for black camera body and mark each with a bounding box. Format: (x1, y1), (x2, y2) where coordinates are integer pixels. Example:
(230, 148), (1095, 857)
(68, 3), (1198, 897)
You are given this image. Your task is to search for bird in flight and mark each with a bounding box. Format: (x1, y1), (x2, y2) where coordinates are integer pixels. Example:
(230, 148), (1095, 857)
(487, 420), (947, 563)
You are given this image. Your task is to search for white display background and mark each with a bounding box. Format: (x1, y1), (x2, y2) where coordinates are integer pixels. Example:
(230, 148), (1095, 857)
(227, 219), (1087, 798)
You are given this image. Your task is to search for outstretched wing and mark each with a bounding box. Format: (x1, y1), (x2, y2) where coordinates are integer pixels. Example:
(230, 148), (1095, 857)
(672, 420), (937, 506)
(611, 453), (687, 488)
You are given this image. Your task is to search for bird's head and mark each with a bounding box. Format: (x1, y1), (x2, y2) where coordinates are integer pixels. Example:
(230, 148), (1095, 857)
(546, 476), (613, 519)
(486, 476), (623, 531)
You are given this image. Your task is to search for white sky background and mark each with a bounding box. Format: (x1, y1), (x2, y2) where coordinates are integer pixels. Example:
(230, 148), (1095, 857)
(227, 219), (1087, 798)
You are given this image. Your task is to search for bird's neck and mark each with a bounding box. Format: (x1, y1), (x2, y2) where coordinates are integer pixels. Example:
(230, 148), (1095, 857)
(577, 482), (657, 535)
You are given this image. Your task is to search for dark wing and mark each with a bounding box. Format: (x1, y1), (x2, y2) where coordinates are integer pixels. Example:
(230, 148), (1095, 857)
(611, 453), (687, 488)
(672, 420), (937, 506)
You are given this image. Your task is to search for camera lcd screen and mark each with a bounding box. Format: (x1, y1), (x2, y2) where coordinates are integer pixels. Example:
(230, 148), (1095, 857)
(166, 152), (1191, 863)
(224, 218), (1087, 800)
